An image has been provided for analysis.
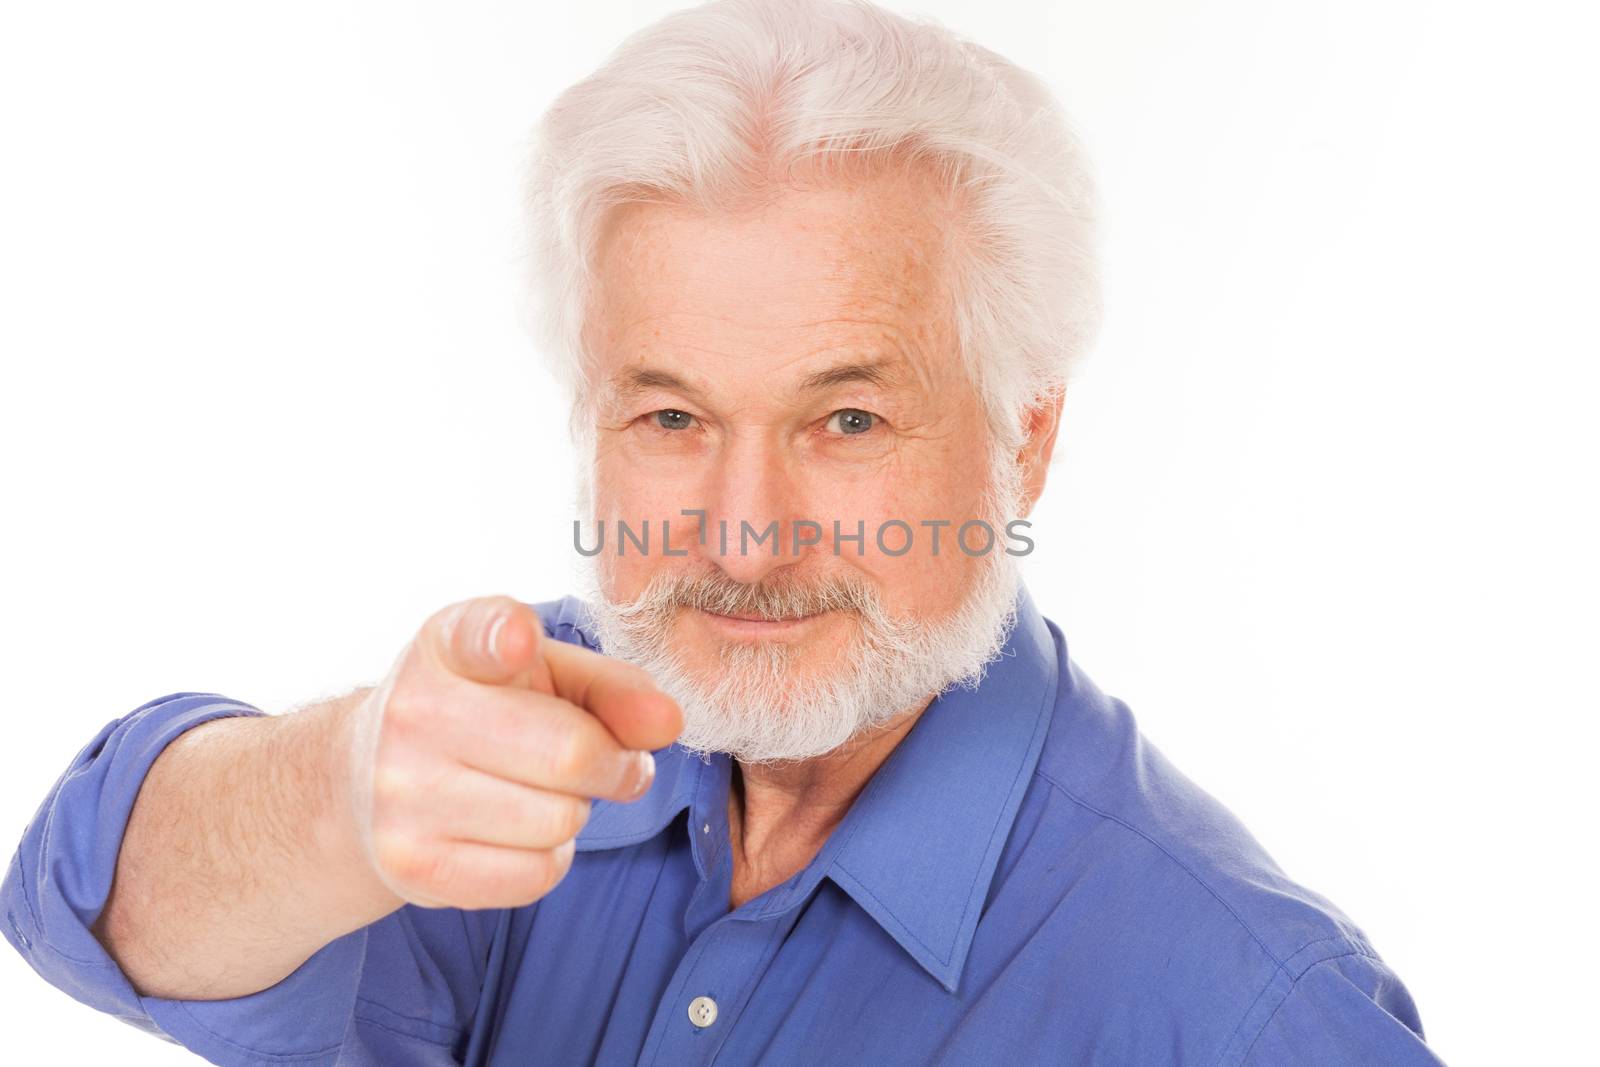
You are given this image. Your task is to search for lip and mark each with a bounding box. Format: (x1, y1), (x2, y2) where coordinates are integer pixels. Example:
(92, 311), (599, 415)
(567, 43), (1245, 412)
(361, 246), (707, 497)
(691, 607), (829, 638)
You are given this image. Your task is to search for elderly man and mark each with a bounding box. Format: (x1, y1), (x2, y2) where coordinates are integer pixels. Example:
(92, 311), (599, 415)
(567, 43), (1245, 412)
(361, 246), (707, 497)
(4, 1), (1447, 1064)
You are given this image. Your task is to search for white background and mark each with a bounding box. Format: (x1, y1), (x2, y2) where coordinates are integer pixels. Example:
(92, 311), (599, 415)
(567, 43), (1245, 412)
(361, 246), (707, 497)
(2, 1), (1595, 1062)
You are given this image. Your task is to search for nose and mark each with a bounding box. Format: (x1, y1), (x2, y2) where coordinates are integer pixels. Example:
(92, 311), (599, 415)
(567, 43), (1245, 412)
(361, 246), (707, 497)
(695, 431), (807, 585)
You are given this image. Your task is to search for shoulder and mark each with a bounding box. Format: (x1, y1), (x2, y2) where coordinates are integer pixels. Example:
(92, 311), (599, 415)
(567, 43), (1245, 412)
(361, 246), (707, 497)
(1001, 626), (1436, 1059)
(1015, 627), (1411, 1016)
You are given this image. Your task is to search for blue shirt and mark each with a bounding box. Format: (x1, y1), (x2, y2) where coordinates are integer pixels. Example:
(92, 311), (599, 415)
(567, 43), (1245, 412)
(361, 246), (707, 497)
(4, 585), (1447, 1065)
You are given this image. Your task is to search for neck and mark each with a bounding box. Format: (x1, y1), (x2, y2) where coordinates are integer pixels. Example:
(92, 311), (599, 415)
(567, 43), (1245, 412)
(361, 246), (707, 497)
(725, 697), (931, 909)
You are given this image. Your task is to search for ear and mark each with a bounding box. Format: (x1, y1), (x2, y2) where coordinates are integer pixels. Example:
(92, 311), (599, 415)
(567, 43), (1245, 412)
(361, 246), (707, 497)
(1016, 392), (1064, 517)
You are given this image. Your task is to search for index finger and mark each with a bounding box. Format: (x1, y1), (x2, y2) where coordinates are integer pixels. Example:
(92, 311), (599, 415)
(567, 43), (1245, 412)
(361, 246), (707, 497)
(540, 639), (684, 753)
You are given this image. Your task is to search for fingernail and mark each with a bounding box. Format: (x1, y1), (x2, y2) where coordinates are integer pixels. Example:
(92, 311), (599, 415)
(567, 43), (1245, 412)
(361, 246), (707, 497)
(622, 750), (655, 800)
(484, 614), (506, 664)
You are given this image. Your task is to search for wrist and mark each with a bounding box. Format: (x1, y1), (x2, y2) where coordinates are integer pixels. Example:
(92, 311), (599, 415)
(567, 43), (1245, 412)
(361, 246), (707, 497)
(295, 690), (404, 934)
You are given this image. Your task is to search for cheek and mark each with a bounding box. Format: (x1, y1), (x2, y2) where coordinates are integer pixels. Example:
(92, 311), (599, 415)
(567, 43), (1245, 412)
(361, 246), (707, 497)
(854, 528), (990, 619)
(592, 439), (696, 519)
(590, 448), (700, 600)
(819, 454), (995, 617)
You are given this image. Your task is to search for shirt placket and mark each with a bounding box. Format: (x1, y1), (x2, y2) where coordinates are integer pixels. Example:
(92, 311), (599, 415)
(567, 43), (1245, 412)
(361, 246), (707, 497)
(635, 753), (801, 1066)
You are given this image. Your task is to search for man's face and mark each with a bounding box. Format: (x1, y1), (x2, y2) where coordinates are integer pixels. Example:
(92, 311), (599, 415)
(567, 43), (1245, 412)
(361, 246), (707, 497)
(578, 165), (1026, 762)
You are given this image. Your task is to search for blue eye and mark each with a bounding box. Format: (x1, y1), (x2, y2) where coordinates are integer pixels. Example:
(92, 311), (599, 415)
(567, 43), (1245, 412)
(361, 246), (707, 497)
(826, 409), (875, 435)
(655, 410), (694, 430)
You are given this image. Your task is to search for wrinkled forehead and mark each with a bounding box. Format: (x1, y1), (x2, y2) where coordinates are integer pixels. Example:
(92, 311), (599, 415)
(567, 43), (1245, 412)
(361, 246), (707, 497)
(580, 167), (966, 397)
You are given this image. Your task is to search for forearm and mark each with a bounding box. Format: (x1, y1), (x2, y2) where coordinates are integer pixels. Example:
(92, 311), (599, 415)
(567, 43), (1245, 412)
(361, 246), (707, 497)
(91, 687), (402, 1000)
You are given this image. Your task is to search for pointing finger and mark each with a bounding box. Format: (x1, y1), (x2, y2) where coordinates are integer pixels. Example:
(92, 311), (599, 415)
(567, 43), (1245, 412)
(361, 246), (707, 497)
(539, 639), (684, 752)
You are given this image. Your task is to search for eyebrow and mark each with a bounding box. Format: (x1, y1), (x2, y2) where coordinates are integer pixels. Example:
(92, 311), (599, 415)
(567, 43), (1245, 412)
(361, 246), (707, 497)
(615, 366), (695, 400)
(609, 355), (906, 405)
(798, 358), (900, 392)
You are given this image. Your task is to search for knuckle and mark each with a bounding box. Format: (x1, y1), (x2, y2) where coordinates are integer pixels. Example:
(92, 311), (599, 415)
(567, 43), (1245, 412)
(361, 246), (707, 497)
(542, 724), (590, 785)
(427, 599), (473, 640)
(562, 796), (593, 839)
(528, 847), (572, 902)
(534, 793), (591, 843)
(386, 677), (453, 740)
(490, 850), (560, 909)
(369, 758), (453, 828)
(508, 844), (579, 908)
(546, 841), (577, 888)
(399, 839), (480, 899)
(434, 596), (517, 651)
(369, 763), (413, 811)
(371, 830), (435, 888)
(418, 847), (463, 893)
(384, 683), (430, 735)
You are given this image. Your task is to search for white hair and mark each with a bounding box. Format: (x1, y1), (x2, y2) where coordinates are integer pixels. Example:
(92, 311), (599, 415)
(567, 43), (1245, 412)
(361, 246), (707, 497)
(519, 0), (1104, 455)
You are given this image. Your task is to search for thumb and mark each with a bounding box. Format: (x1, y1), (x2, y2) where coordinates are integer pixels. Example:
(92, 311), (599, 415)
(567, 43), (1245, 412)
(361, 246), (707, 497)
(428, 596), (556, 691)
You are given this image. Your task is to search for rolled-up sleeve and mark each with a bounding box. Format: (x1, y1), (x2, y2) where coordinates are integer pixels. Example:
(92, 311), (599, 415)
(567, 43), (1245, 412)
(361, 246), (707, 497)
(1, 692), (496, 1066)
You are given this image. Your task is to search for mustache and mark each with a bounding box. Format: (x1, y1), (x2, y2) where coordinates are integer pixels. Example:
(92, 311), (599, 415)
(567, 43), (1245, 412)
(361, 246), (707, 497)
(616, 568), (884, 622)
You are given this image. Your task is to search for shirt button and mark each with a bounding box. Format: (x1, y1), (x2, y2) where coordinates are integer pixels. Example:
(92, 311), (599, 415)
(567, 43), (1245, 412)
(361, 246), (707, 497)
(687, 995), (719, 1028)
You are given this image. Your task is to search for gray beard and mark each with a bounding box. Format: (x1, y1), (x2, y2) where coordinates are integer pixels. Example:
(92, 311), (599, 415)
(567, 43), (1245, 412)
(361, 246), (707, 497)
(578, 462), (1027, 765)
(583, 546), (1021, 765)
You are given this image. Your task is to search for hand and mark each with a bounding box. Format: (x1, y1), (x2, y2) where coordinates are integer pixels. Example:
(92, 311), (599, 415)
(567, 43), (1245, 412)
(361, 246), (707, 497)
(343, 596), (683, 910)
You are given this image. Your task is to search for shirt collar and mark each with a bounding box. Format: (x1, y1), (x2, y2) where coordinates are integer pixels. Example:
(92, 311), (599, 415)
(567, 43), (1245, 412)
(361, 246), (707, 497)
(570, 582), (1060, 994)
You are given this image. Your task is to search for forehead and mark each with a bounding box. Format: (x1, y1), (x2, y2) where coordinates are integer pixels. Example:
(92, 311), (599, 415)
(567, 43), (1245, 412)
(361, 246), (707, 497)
(584, 167), (960, 380)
